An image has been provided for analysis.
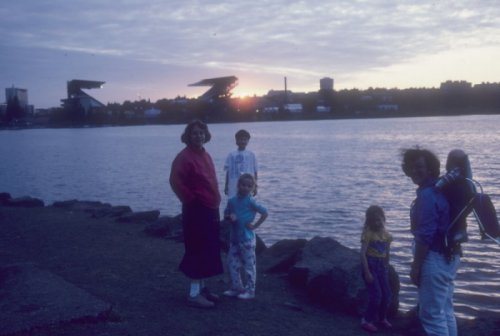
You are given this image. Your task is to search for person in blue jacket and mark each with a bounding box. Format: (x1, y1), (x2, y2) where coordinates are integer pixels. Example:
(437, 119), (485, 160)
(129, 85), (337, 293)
(402, 147), (460, 336)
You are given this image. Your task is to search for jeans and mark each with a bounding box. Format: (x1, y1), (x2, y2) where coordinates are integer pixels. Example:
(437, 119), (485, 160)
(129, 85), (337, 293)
(419, 250), (460, 336)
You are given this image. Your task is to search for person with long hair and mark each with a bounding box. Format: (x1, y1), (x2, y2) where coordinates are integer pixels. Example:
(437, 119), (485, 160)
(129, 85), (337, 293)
(360, 205), (393, 332)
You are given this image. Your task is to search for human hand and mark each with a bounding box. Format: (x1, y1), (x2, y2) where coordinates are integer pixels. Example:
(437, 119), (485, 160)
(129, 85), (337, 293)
(364, 272), (374, 284)
(246, 223), (255, 230)
(225, 214), (237, 222)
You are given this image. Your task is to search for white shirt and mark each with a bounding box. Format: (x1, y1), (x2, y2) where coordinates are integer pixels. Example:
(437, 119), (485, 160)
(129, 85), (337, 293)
(224, 149), (258, 198)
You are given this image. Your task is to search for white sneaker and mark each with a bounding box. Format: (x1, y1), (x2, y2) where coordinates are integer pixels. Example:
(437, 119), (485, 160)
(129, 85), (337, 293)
(223, 289), (242, 297)
(187, 294), (215, 308)
(237, 291), (255, 300)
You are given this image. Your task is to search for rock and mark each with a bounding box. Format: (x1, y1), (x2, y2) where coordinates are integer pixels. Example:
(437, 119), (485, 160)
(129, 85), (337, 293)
(52, 200), (132, 218)
(52, 199), (110, 212)
(459, 310), (500, 336)
(6, 196), (45, 208)
(0, 263), (112, 335)
(259, 239), (307, 273)
(0, 192), (12, 205)
(92, 205), (132, 218)
(116, 210), (160, 224)
(394, 306), (425, 336)
(255, 235), (267, 255)
(144, 215), (183, 238)
(288, 236), (399, 316)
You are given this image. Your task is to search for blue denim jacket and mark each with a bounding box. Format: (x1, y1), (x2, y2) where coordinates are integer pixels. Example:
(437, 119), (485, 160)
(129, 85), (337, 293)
(411, 178), (450, 252)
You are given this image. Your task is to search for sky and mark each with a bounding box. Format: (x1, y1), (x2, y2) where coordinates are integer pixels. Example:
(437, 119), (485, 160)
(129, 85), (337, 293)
(1, 1), (500, 109)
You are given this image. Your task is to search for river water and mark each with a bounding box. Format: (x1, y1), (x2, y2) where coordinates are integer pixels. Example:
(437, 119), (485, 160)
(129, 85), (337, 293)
(1, 115), (499, 319)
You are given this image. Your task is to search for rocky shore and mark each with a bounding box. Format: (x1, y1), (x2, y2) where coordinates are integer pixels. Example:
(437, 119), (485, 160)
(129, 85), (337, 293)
(1, 193), (498, 336)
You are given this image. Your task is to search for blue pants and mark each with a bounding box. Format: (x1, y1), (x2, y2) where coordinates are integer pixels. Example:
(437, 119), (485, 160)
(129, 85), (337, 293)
(364, 257), (392, 323)
(419, 251), (460, 336)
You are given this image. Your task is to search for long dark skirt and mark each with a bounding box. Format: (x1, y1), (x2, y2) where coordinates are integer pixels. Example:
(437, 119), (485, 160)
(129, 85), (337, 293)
(179, 201), (223, 279)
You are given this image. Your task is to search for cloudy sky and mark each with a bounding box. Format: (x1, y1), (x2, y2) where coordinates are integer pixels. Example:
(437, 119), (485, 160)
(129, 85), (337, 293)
(1, 0), (500, 108)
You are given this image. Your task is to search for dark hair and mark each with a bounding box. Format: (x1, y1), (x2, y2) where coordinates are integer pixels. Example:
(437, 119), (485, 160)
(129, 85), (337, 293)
(235, 129), (250, 139)
(401, 147), (440, 179)
(364, 205), (385, 230)
(238, 173), (255, 186)
(181, 119), (211, 145)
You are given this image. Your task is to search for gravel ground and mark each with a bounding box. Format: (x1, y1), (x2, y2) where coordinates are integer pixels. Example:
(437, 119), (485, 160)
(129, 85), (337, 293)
(1, 204), (496, 336)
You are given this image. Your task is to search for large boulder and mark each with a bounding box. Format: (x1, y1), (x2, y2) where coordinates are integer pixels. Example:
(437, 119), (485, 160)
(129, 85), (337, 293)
(259, 239), (307, 273)
(51, 200), (132, 218)
(144, 215), (183, 239)
(6, 196), (44, 208)
(288, 236), (399, 316)
(116, 210), (160, 224)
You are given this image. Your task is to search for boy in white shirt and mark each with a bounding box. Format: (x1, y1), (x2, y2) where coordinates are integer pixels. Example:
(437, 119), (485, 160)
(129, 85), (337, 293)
(224, 129), (258, 198)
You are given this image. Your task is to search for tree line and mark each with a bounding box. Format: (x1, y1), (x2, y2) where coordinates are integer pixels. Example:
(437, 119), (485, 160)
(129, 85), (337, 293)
(4, 81), (500, 128)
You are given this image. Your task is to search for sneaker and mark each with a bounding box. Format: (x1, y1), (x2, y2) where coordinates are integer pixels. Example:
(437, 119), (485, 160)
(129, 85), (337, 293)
(237, 291), (255, 300)
(187, 294), (215, 308)
(380, 319), (392, 328)
(223, 289), (243, 297)
(361, 321), (378, 332)
(201, 287), (220, 302)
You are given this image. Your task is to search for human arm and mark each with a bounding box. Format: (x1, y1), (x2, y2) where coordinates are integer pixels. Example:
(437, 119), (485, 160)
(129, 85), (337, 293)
(410, 241), (429, 287)
(253, 172), (258, 196)
(223, 200), (237, 222)
(224, 171), (229, 196)
(385, 235), (392, 265)
(169, 152), (195, 204)
(247, 210), (267, 230)
(360, 240), (373, 283)
(410, 189), (444, 286)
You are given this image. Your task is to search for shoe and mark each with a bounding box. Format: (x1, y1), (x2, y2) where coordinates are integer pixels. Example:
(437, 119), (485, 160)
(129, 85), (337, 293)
(237, 291), (255, 300)
(380, 319), (392, 328)
(361, 321), (378, 332)
(223, 289), (243, 297)
(187, 294), (215, 308)
(201, 287), (220, 302)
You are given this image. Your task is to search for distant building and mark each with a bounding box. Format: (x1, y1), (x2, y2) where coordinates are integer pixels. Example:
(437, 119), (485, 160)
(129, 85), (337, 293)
(6, 87), (28, 108)
(284, 103), (303, 113)
(188, 76), (238, 102)
(440, 80), (472, 93)
(316, 105), (331, 113)
(5, 86), (34, 115)
(144, 107), (161, 118)
(377, 103), (399, 112)
(320, 77), (334, 91)
(61, 79), (105, 116)
(262, 106), (279, 113)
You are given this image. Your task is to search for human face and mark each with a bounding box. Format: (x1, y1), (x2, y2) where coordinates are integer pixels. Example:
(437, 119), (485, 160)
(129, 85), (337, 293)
(370, 214), (385, 231)
(189, 125), (205, 149)
(236, 136), (249, 150)
(408, 156), (432, 186)
(237, 177), (254, 196)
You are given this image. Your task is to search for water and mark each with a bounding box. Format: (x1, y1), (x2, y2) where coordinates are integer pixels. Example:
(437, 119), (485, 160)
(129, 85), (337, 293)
(1, 115), (499, 319)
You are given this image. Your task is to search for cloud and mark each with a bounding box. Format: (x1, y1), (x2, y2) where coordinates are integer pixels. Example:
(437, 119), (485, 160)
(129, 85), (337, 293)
(1, 0), (500, 107)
